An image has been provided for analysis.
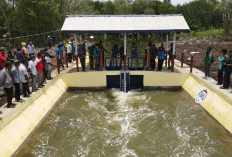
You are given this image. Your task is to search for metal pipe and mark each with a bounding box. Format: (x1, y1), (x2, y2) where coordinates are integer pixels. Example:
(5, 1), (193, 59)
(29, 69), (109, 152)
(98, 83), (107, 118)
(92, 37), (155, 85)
(100, 53), (103, 71)
(57, 56), (60, 74)
(65, 53), (68, 68)
(165, 33), (169, 68)
(181, 52), (184, 68)
(76, 55), (79, 72)
(148, 52), (151, 71)
(145, 49), (147, 66)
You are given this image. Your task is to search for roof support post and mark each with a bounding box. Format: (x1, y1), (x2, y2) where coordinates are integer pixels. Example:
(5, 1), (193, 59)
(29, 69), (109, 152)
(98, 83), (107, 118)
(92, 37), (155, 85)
(124, 34), (127, 71)
(165, 33), (169, 67)
(74, 34), (78, 55)
(172, 32), (176, 72)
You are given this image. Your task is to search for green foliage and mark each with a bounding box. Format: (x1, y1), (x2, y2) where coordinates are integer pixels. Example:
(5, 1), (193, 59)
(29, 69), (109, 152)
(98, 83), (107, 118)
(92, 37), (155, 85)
(181, 28), (223, 37)
(0, 0), (227, 41)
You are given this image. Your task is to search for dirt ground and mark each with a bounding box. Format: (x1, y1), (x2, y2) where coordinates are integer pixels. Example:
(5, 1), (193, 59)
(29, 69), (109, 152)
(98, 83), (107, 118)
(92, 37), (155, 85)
(175, 37), (232, 82)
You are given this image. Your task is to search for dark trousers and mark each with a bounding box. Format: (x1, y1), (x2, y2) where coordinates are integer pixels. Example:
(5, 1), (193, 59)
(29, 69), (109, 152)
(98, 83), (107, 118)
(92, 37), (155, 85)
(205, 64), (211, 77)
(90, 55), (94, 70)
(150, 58), (156, 70)
(68, 53), (72, 62)
(80, 57), (85, 71)
(95, 57), (99, 70)
(158, 60), (164, 71)
(4, 87), (13, 107)
(218, 69), (223, 84)
(223, 68), (231, 88)
(14, 83), (20, 100)
(59, 59), (64, 68)
(22, 82), (30, 96)
(168, 55), (173, 68)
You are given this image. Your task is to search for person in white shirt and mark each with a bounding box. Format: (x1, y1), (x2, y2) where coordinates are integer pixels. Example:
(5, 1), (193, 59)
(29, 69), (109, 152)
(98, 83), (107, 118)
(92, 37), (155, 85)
(28, 55), (38, 92)
(19, 59), (31, 97)
(27, 41), (35, 56)
(45, 52), (53, 80)
(67, 42), (72, 63)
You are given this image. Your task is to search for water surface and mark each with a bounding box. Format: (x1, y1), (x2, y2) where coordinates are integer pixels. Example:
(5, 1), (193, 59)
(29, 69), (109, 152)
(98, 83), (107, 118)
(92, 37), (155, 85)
(17, 89), (232, 157)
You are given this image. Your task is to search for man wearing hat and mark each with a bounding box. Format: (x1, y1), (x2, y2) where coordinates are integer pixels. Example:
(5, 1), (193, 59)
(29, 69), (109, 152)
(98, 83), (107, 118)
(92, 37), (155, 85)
(0, 61), (15, 108)
(5, 45), (15, 64)
(0, 47), (8, 70)
(11, 60), (23, 102)
(204, 47), (214, 79)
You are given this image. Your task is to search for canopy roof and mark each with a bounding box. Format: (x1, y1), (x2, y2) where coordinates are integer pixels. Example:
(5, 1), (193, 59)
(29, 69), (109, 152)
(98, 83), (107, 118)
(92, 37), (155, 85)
(61, 14), (190, 34)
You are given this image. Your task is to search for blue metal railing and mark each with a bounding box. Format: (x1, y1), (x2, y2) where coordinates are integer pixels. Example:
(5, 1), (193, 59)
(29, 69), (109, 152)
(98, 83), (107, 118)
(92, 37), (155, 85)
(127, 57), (145, 70)
(105, 57), (122, 70)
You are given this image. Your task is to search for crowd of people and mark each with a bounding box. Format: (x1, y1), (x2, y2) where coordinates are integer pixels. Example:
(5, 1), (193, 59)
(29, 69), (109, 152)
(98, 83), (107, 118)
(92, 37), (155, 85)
(0, 41), (54, 109)
(204, 47), (232, 90)
(1, 38), (232, 109)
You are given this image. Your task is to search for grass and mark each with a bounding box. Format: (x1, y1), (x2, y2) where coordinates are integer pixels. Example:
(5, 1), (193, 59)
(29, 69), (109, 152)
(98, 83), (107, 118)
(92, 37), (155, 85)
(180, 29), (224, 38)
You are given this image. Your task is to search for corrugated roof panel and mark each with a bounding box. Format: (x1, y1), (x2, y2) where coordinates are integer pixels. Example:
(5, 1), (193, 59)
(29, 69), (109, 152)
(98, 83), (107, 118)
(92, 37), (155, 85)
(61, 15), (190, 33)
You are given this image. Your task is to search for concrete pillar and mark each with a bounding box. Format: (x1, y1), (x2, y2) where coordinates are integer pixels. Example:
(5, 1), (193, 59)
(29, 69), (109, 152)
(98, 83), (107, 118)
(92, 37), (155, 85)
(74, 34), (78, 55)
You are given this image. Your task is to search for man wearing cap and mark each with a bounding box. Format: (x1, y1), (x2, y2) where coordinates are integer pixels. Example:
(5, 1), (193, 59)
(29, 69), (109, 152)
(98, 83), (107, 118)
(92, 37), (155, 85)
(0, 47), (8, 70)
(67, 42), (72, 63)
(5, 45), (15, 64)
(11, 60), (23, 102)
(47, 36), (52, 48)
(204, 47), (214, 79)
(27, 41), (35, 56)
(0, 61), (15, 108)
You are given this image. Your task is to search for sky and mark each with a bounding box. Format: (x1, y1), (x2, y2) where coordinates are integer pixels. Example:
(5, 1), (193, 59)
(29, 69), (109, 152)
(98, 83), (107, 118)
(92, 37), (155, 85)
(97, 0), (194, 6)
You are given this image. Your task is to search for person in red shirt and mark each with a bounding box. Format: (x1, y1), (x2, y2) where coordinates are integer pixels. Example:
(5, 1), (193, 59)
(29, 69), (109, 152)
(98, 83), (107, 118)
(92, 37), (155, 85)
(0, 47), (8, 70)
(35, 52), (44, 88)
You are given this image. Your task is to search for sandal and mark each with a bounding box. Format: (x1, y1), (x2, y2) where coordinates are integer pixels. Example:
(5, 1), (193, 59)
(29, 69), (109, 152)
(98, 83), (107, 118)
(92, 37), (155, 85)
(7, 104), (16, 108)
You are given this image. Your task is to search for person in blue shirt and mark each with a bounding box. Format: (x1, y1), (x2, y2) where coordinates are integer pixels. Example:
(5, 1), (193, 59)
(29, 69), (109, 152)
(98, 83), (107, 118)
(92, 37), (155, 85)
(217, 49), (228, 85)
(11, 60), (23, 102)
(110, 44), (119, 67)
(56, 45), (64, 70)
(59, 39), (64, 55)
(94, 43), (100, 70)
(52, 33), (55, 44)
(130, 42), (139, 68)
(158, 46), (167, 71)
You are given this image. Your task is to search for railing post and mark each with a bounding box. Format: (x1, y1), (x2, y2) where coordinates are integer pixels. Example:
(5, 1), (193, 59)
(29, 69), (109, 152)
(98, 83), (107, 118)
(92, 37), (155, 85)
(76, 55), (79, 72)
(124, 55), (127, 71)
(172, 54), (175, 72)
(102, 51), (105, 66)
(190, 55), (193, 73)
(100, 53), (103, 71)
(181, 52), (184, 68)
(65, 53), (68, 68)
(57, 56), (60, 74)
(148, 52), (151, 71)
(145, 49), (147, 66)
(165, 52), (168, 67)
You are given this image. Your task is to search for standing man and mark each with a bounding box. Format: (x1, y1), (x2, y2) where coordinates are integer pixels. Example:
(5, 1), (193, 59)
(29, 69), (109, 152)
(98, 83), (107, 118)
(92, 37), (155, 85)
(158, 47), (167, 71)
(27, 41), (35, 57)
(0, 61), (15, 108)
(36, 53), (44, 88)
(204, 47), (214, 79)
(0, 47), (8, 70)
(19, 59), (31, 97)
(28, 55), (38, 92)
(14, 44), (25, 61)
(221, 50), (232, 89)
(94, 43), (100, 70)
(217, 49), (228, 85)
(5, 45), (15, 64)
(56, 45), (65, 70)
(99, 41), (108, 66)
(66, 42), (72, 63)
(78, 44), (86, 72)
(88, 44), (95, 70)
(11, 61), (23, 102)
(21, 42), (29, 58)
(71, 42), (76, 61)
(149, 43), (158, 71)
(45, 52), (53, 80)
(47, 36), (52, 49)
(168, 43), (176, 69)
(130, 42), (139, 68)
(52, 33), (55, 45)
(119, 44), (125, 61)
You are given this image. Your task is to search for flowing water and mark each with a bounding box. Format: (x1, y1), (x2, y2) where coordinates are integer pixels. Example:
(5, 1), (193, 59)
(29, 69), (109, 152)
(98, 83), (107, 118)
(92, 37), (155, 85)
(16, 89), (232, 157)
